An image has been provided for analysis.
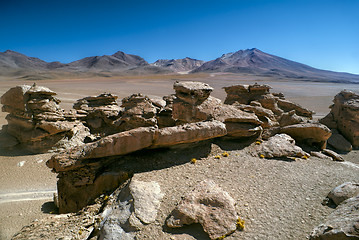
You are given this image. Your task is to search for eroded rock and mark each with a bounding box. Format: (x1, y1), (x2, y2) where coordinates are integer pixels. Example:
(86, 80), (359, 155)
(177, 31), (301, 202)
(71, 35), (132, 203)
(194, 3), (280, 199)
(328, 182), (359, 206)
(250, 133), (309, 159)
(309, 195), (359, 239)
(166, 179), (239, 240)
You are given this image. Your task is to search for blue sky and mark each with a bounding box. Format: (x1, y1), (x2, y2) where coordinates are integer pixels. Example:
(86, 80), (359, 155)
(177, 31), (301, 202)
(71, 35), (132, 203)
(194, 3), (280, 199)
(1, 0), (358, 74)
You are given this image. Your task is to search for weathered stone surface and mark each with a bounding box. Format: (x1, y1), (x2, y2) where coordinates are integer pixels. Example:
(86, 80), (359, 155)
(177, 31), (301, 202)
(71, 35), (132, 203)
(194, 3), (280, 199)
(223, 83), (271, 105)
(47, 127), (157, 172)
(166, 179), (239, 240)
(225, 122), (262, 138)
(328, 129), (353, 152)
(309, 195), (359, 240)
(281, 123), (332, 149)
(12, 196), (103, 240)
(322, 149), (345, 162)
(324, 90), (359, 148)
(153, 121), (227, 148)
(0, 85), (31, 112)
(328, 182), (359, 206)
(310, 151), (333, 160)
(115, 93), (158, 132)
(173, 81), (213, 105)
(99, 180), (164, 239)
(277, 98), (314, 118)
(251, 133), (309, 159)
(278, 110), (306, 127)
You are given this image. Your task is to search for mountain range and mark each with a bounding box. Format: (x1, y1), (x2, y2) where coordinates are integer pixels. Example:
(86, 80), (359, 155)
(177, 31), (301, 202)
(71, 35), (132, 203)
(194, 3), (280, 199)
(1, 48), (358, 83)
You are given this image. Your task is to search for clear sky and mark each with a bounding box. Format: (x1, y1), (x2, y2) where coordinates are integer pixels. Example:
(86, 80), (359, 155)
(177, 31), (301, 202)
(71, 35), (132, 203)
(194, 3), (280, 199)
(1, 0), (358, 74)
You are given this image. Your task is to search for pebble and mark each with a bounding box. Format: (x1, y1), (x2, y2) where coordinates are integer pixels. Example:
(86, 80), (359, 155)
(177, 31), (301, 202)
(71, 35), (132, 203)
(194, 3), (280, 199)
(17, 161), (26, 167)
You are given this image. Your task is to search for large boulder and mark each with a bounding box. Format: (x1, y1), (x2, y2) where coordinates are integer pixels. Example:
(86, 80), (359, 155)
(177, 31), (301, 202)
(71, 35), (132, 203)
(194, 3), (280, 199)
(309, 195), (359, 239)
(321, 90), (359, 148)
(166, 179), (239, 240)
(280, 123), (332, 149)
(99, 180), (164, 239)
(327, 182), (359, 206)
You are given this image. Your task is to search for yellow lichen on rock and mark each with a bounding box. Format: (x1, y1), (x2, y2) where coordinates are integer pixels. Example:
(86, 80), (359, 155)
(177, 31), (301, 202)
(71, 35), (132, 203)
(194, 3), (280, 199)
(236, 217), (245, 231)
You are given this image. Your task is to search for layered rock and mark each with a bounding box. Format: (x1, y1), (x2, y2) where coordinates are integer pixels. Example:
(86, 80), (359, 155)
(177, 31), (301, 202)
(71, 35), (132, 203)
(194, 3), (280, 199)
(280, 123), (331, 149)
(320, 90), (359, 148)
(172, 81), (263, 138)
(1, 84), (89, 153)
(47, 121), (227, 212)
(166, 179), (239, 240)
(73, 93), (121, 136)
(114, 93), (159, 132)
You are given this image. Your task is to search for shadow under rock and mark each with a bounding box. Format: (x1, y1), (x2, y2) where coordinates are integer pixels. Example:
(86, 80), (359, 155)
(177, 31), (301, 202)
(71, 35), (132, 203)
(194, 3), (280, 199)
(162, 221), (211, 240)
(41, 201), (59, 214)
(106, 140), (214, 175)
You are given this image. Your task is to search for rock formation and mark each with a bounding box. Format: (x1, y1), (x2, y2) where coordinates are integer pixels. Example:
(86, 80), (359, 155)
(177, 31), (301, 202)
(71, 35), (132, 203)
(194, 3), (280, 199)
(166, 179), (240, 240)
(1, 84), (90, 153)
(320, 90), (359, 148)
(99, 180), (164, 239)
(309, 192), (359, 239)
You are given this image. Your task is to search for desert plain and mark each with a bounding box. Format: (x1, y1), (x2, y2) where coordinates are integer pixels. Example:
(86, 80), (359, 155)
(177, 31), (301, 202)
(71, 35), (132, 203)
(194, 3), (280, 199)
(1, 73), (359, 239)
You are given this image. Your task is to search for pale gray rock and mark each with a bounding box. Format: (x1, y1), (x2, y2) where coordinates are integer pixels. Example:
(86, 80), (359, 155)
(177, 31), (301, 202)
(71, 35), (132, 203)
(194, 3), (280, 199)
(99, 180), (164, 240)
(251, 133), (309, 159)
(309, 195), (359, 239)
(166, 179), (239, 240)
(327, 129), (352, 152)
(328, 182), (359, 206)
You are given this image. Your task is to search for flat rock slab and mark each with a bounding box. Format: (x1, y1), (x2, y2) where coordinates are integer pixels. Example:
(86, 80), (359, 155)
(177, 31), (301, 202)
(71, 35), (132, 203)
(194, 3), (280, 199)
(166, 179), (239, 240)
(280, 123), (331, 149)
(322, 149), (345, 162)
(309, 195), (359, 239)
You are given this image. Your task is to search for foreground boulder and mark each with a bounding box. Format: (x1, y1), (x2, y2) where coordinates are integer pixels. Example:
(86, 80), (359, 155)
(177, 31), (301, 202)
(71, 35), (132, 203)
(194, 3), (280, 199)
(99, 180), (164, 239)
(327, 182), (359, 206)
(320, 90), (359, 148)
(1, 84), (90, 153)
(166, 179), (239, 240)
(309, 195), (359, 239)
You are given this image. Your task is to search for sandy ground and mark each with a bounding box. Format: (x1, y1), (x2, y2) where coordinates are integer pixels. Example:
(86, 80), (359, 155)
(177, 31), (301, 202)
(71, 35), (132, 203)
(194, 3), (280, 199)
(0, 74), (359, 239)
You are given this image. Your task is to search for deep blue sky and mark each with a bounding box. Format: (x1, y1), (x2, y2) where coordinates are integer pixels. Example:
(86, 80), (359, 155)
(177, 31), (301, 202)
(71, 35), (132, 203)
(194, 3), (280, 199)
(1, 0), (358, 74)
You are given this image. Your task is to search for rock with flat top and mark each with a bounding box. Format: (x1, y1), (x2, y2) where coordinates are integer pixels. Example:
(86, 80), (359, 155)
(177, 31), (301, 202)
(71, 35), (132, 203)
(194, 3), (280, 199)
(166, 179), (239, 240)
(280, 123), (331, 149)
(173, 81), (213, 105)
